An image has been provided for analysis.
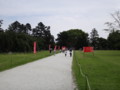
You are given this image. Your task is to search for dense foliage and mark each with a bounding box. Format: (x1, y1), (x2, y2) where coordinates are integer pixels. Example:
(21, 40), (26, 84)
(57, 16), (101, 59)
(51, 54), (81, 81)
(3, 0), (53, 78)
(108, 30), (120, 50)
(0, 17), (120, 53)
(56, 29), (89, 49)
(56, 28), (120, 50)
(0, 21), (54, 53)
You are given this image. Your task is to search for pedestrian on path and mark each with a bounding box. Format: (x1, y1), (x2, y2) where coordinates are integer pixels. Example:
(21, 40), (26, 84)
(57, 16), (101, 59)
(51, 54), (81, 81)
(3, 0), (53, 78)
(69, 48), (72, 57)
(54, 45), (57, 56)
(49, 48), (52, 54)
(65, 50), (67, 56)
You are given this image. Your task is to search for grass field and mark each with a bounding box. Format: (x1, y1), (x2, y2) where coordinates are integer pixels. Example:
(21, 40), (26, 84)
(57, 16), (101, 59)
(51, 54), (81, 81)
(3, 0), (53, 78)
(72, 50), (120, 90)
(0, 51), (54, 72)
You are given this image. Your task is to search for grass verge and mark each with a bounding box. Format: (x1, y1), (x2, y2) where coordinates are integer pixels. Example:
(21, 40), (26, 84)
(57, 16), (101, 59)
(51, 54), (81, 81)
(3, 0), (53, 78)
(0, 51), (54, 72)
(72, 50), (120, 90)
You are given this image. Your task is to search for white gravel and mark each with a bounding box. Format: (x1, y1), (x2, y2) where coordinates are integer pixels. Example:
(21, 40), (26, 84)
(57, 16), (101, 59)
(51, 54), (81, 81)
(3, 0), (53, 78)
(0, 52), (76, 90)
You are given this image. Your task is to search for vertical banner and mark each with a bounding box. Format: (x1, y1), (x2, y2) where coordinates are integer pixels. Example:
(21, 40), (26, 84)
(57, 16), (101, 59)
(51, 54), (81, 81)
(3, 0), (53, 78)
(33, 42), (36, 54)
(58, 46), (60, 50)
(62, 46), (66, 51)
(54, 45), (57, 50)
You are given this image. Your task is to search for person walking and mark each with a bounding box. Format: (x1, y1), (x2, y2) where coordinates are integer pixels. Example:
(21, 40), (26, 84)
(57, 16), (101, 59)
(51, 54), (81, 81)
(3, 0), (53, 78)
(65, 50), (67, 56)
(49, 48), (52, 54)
(54, 49), (56, 56)
(69, 48), (72, 57)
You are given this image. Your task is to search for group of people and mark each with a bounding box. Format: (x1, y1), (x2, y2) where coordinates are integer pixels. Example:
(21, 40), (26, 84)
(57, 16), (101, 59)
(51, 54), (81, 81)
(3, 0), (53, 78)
(49, 48), (56, 55)
(49, 47), (73, 57)
(64, 48), (72, 57)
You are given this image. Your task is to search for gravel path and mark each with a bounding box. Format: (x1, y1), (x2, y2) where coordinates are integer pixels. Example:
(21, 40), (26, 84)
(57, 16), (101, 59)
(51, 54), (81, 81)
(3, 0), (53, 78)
(0, 52), (76, 90)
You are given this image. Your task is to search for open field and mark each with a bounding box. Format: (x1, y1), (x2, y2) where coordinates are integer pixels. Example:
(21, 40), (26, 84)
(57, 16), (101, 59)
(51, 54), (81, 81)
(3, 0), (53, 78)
(0, 51), (53, 72)
(72, 50), (120, 90)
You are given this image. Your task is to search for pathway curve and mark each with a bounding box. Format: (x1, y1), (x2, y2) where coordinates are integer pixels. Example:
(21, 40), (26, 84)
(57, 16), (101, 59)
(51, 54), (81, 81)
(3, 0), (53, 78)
(0, 52), (76, 90)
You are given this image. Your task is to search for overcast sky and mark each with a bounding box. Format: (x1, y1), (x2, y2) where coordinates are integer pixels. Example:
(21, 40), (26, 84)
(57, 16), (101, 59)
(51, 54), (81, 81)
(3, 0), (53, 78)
(0, 0), (120, 38)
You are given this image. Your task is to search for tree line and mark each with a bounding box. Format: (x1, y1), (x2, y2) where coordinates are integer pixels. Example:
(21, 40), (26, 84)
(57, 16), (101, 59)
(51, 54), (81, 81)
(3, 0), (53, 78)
(0, 20), (54, 53)
(0, 11), (120, 53)
(56, 11), (120, 50)
(56, 28), (120, 50)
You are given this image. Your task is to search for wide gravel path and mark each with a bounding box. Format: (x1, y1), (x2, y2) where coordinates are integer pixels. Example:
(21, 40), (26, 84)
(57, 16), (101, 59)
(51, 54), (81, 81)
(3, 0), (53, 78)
(0, 52), (76, 90)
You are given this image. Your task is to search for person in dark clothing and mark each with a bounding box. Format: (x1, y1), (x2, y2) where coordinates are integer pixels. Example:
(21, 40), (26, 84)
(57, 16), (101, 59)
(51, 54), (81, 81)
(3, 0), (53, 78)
(49, 48), (52, 54)
(69, 48), (72, 57)
(65, 50), (67, 56)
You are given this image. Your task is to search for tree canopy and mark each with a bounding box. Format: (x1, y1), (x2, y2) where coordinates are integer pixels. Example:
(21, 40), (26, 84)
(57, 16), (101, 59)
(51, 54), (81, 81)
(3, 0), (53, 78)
(108, 30), (120, 50)
(90, 28), (99, 49)
(0, 12), (120, 53)
(56, 29), (89, 49)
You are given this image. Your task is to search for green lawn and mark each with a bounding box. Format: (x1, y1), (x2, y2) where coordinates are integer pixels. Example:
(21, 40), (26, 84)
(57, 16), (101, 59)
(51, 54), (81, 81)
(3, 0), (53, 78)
(0, 51), (53, 72)
(72, 50), (120, 90)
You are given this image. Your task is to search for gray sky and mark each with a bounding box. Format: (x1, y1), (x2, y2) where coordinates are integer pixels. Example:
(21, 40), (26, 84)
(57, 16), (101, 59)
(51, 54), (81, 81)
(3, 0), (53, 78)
(0, 0), (120, 38)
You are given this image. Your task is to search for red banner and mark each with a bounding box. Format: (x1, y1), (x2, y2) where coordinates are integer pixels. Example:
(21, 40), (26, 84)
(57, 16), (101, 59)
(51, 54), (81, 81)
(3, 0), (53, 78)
(83, 47), (94, 52)
(62, 46), (66, 50)
(33, 42), (36, 54)
(54, 45), (57, 50)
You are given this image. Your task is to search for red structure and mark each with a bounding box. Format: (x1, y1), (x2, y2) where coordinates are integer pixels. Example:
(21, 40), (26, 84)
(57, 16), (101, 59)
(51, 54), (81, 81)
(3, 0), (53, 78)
(83, 47), (94, 52)
(54, 45), (57, 50)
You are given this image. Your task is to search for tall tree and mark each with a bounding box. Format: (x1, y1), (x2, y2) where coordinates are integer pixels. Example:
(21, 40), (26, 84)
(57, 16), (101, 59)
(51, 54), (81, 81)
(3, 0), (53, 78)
(8, 21), (31, 34)
(32, 22), (45, 37)
(8, 21), (21, 33)
(56, 29), (88, 49)
(108, 30), (120, 50)
(25, 23), (32, 34)
(105, 11), (120, 32)
(97, 37), (109, 50)
(90, 28), (99, 49)
(32, 22), (54, 49)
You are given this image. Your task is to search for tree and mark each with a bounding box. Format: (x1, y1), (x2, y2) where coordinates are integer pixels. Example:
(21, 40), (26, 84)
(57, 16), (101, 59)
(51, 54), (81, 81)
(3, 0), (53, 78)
(108, 30), (120, 50)
(97, 37), (109, 50)
(104, 11), (120, 50)
(25, 23), (32, 34)
(0, 20), (3, 32)
(56, 29), (89, 49)
(90, 28), (99, 49)
(32, 22), (45, 37)
(8, 21), (32, 34)
(105, 11), (120, 32)
(0, 31), (5, 52)
(8, 21), (21, 33)
(56, 31), (69, 47)
(32, 22), (54, 49)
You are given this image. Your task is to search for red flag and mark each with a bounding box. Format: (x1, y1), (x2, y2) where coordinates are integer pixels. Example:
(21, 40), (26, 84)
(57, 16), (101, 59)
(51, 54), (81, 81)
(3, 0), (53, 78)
(62, 46), (66, 50)
(33, 42), (37, 54)
(58, 46), (60, 50)
(54, 45), (57, 50)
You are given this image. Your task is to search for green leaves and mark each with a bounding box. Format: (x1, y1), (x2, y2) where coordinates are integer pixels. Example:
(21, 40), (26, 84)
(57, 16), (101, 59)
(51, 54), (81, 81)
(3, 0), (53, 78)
(56, 29), (88, 49)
